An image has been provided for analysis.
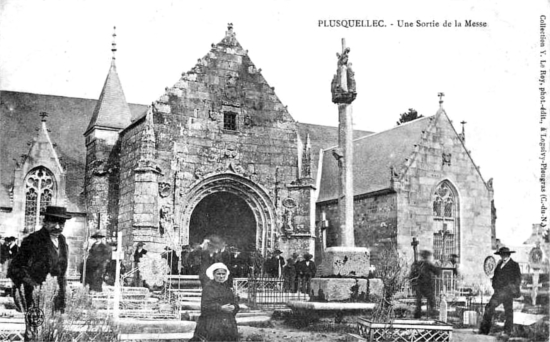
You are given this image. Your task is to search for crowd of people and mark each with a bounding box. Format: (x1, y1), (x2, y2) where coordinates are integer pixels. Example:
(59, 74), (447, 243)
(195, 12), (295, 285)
(1, 205), (526, 340)
(148, 237), (317, 294)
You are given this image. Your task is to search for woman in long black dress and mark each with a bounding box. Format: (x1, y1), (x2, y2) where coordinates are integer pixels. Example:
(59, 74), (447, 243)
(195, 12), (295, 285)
(190, 262), (240, 342)
(198, 235), (223, 287)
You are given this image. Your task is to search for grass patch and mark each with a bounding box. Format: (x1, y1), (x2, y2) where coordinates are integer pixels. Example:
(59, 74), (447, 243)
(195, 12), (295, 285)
(306, 321), (356, 334)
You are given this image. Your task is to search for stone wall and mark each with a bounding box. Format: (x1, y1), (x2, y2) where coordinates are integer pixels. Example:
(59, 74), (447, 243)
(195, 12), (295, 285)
(395, 113), (493, 285)
(139, 29), (307, 253)
(354, 193), (398, 264)
(317, 193), (397, 266)
(118, 121), (146, 260)
(315, 112), (492, 285)
(84, 128), (121, 237)
(111, 27), (317, 264)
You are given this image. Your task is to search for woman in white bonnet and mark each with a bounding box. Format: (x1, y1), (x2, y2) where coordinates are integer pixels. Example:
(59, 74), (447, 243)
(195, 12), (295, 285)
(190, 262), (240, 341)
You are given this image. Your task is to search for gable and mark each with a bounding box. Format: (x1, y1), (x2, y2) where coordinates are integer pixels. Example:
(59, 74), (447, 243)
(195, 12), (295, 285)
(403, 111), (489, 189)
(148, 26), (297, 129)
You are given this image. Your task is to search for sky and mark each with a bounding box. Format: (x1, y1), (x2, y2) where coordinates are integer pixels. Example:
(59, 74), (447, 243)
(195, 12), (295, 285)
(0, 0), (548, 246)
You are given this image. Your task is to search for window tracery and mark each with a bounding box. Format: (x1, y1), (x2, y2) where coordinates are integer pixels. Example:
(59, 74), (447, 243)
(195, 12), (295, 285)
(24, 167), (55, 233)
(432, 181), (459, 264)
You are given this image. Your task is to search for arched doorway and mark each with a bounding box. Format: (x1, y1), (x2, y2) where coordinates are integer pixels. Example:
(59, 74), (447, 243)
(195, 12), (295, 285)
(179, 173), (277, 254)
(189, 192), (256, 251)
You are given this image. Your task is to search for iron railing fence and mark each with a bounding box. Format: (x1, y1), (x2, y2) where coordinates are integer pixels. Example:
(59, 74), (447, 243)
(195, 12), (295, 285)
(246, 276), (310, 309)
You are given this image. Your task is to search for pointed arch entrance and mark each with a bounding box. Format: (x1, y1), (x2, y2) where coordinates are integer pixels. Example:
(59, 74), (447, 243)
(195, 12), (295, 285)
(180, 173), (276, 254)
(189, 192), (256, 251)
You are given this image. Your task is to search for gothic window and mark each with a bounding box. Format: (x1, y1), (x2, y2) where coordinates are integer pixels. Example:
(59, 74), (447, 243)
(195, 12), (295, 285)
(432, 181), (459, 264)
(223, 112), (237, 131)
(433, 197), (442, 217)
(24, 167), (55, 233)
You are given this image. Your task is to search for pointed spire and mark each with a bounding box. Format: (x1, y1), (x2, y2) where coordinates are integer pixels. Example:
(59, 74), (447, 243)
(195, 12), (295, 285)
(460, 121), (467, 143)
(85, 27), (132, 134)
(140, 106), (156, 162)
(27, 112), (64, 172)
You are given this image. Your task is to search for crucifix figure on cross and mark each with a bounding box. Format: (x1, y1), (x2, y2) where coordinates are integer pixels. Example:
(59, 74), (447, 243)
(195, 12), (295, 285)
(337, 39), (351, 67)
(331, 38), (357, 103)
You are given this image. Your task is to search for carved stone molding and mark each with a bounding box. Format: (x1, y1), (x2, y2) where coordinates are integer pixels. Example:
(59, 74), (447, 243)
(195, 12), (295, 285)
(90, 159), (110, 176)
(159, 205), (173, 236)
(282, 208), (294, 236)
(228, 162), (246, 176)
(282, 197), (297, 209)
(442, 153), (452, 166)
(158, 182), (171, 197)
(180, 173), (276, 250)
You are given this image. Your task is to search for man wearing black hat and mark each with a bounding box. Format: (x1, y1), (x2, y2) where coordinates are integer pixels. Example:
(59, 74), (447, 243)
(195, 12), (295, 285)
(133, 242), (147, 286)
(1, 236), (18, 274)
(162, 246), (180, 275)
(84, 230), (112, 292)
(411, 250), (441, 318)
(479, 247), (522, 335)
(8, 206), (72, 313)
(296, 252), (316, 294)
(265, 249), (285, 278)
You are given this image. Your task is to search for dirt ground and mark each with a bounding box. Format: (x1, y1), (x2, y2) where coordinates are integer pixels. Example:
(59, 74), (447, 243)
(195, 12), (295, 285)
(238, 319), (353, 342)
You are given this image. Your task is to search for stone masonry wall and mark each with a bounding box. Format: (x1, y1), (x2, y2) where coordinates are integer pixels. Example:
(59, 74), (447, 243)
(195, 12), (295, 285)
(84, 129), (121, 236)
(354, 193), (398, 265)
(114, 28), (314, 263)
(283, 184), (316, 256)
(317, 192), (398, 267)
(395, 112), (493, 285)
(118, 122), (145, 260)
(145, 29), (302, 252)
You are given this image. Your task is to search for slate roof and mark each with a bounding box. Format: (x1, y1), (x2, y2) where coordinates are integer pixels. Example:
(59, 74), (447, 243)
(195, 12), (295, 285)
(85, 61), (133, 133)
(0, 90), (148, 209)
(317, 116), (434, 203)
(296, 122), (373, 181)
(0, 90), (371, 210)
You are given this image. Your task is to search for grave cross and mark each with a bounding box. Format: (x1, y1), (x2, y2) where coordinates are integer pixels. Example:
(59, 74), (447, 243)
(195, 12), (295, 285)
(411, 237), (419, 262)
(530, 270), (543, 305)
(438, 92), (445, 106)
(111, 232), (123, 320)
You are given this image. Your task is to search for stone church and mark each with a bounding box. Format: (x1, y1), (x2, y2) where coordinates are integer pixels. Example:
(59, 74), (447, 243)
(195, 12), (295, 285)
(0, 25), (494, 284)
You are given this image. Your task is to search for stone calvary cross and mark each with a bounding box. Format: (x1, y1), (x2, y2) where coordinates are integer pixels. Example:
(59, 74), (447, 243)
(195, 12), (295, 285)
(321, 38), (369, 277)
